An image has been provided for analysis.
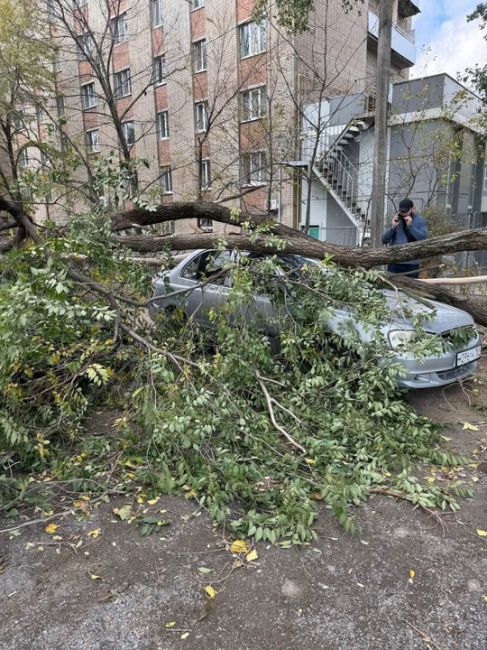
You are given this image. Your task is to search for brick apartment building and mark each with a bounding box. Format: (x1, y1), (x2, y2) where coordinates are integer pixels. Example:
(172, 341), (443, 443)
(16, 0), (420, 235)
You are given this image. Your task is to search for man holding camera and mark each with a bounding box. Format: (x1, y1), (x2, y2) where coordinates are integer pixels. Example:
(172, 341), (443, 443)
(382, 198), (428, 278)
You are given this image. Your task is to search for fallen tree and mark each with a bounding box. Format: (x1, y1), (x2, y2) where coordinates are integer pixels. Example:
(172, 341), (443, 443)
(0, 210), (475, 540)
(3, 198), (487, 325)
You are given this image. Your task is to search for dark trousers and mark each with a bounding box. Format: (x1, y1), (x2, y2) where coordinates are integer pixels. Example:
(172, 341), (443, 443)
(387, 263), (420, 279)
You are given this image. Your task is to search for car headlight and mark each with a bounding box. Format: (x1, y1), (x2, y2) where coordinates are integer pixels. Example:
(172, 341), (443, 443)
(388, 329), (416, 349)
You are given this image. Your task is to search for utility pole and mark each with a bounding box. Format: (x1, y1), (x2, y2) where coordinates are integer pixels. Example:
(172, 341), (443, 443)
(369, 0), (394, 248)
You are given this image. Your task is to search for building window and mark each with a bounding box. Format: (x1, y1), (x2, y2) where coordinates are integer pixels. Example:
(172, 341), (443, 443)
(113, 69), (131, 97)
(194, 101), (208, 133)
(197, 217), (213, 231)
(18, 148), (30, 168)
(74, 0), (87, 7)
(151, 0), (163, 26)
(111, 12), (129, 44)
(47, 0), (57, 21)
(240, 21), (267, 58)
(77, 33), (93, 60)
(56, 95), (65, 117)
(53, 49), (62, 73)
(157, 111), (169, 139)
(240, 85), (267, 121)
(40, 150), (50, 168)
(121, 120), (135, 146)
(193, 39), (207, 73)
(85, 129), (100, 153)
(241, 151), (267, 186)
(36, 105), (46, 125)
(191, 0), (205, 9)
(200, 158), (211, 190)
(81, 82), (97, 109)
(153, 55), (167, 85)
(484, 166), (487, 193)
(159, 166), (172, 193)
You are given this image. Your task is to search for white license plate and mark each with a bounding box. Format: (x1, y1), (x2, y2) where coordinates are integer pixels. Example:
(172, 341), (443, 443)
(456, 345), (482, 367)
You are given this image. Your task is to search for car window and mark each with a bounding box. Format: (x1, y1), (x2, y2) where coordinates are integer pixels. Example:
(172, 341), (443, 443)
(181, 251), (232, 283)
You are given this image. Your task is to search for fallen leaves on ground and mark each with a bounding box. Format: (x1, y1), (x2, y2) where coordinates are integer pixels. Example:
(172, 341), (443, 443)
(476, 529), (487, 537)
(230, 539), (249, 554)
(113, 504), (132, 520)
(45, 523), (58, 534)
(463, 422), (480, 431)
(204, 585), (217, 599)
(87, 528), (101, 539)
(246, 549), (258, 562)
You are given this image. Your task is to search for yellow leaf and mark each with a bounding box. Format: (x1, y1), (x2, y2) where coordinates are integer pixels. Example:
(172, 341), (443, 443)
(164, 622), (176, 629)
(181, 633), (189, 640)
(424, 476), (436, 484)
(204, 585), (217, 599)
(136, 496), (145, 504)
(52, 535), (63, 541)
(409, 569), (415, 579)
(113, 504), (132, 520)
(463, 422), (479, 431)
(73, 500), (90, 512)
(230, 539), (249, 554)
(476, 529), (487, 537)
(482, 595), (487, 602)
(80, 495), (90, 501)
(87, 528), (101, 539)
(45, 523), (58, 534)
(185, 489), (197, 499)
(304, 458), (316, 465)
(147, 497), (159, 505)
(90, 574), (101, 580)
(246, 549), (258, 562)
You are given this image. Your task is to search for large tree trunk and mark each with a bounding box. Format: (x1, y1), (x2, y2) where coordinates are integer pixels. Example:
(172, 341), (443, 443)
(110, 202), (487, 269)
(2, 199), (487, 325)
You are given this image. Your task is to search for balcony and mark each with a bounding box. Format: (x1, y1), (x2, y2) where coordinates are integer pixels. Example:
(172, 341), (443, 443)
(368, 11), (416, 68)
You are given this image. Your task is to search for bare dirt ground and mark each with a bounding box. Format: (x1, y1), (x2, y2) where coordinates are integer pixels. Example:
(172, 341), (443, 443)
(1, 366), (487, 649)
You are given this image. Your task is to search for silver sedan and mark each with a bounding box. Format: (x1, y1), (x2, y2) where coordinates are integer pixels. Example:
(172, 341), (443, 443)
(151, 249), (482, 389)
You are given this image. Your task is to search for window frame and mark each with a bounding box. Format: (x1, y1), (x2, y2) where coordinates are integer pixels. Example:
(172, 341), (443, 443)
(194, 100), (208, 133)
(56, 95), (65, 117)
(159, 166), (173, 194)
(191, 0), (205, 10)
(111, 11), (129, 44)
(240, 85), (267, 122)
(153, 54), (167, 86)
(113, 68), (132, 98)
(192, 38), (208, 73)
(241, 151), (267, 186)
(121, 120), (135, 146)
(77, 33), (93, 61)
(239, 21), (267, 59)
(18, 147), (30, 168)
(85, 128), (100, 153)
(200, 158), (211, 190)
(151, 0), (164, 27)
(157, 110), (169, 139)
(81, 81), (97, 109)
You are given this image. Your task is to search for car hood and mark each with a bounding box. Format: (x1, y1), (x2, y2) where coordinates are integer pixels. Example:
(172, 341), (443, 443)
(383, 290), (474, 334)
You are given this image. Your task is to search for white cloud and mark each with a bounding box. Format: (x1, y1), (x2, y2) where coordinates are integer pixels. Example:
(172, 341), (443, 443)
(413, 4), (487, 82)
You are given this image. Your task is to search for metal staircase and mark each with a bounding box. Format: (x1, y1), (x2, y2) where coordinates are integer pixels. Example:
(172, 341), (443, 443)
(313, 119), (370, 231)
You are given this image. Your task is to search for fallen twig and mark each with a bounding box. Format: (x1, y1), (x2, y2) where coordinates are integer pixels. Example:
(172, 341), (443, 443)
(255, 370), (307, 454)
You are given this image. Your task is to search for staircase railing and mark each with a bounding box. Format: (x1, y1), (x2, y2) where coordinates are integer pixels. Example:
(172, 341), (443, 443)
(320, 148), (359, 208)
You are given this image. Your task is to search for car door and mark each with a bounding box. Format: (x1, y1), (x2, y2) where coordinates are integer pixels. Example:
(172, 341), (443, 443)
(181, 250), (233, 326)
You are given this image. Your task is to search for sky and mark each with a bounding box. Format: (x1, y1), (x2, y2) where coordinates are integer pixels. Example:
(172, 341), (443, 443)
(412, 0), (487, 83)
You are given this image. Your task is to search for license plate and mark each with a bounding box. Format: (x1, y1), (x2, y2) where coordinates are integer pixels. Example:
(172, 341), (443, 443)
(456, 345), (482, 367)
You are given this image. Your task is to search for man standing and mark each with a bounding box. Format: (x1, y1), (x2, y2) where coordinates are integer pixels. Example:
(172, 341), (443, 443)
(382, 198), (428, 278)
